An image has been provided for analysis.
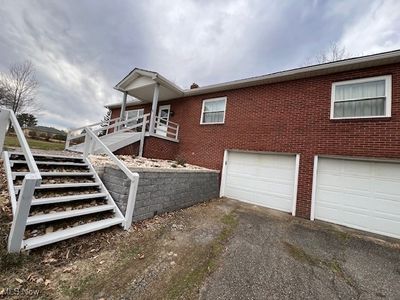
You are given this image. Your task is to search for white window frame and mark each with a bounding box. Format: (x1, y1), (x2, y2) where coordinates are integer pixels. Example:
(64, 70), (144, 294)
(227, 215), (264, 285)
(330, 75), (392, 120)
(125, 108), (144, 125)
(200, 97), (227, 125)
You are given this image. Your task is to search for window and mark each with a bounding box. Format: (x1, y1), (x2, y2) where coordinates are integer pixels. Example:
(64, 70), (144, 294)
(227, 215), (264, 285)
(331, 75), (392, 119)
(200, 97), (227, 124)
(125, 109), (144, 127)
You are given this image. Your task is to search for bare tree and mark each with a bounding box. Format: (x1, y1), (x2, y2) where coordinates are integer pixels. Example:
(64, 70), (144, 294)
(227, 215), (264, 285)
(304, 42), (351, 66)
(0, 61), (39, 114)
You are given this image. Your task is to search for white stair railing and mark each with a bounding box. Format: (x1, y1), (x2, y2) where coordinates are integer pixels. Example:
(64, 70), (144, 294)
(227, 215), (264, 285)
(0, 108), (42, 253)
(83, 126), (141, 230)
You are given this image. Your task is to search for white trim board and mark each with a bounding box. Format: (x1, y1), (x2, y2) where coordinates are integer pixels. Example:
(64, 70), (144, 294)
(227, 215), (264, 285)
(219, 150), (229, 198)
(310, 155), (319, 221)
(292, 154), (300, 216)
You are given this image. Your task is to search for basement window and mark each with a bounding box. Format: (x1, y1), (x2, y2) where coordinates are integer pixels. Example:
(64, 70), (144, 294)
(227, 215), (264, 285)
(331, 75), (392, 119)
(200, 97), (227, 124)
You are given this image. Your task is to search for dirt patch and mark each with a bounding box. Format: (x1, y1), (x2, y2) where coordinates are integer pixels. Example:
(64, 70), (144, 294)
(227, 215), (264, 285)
(61, 201), (238, 300)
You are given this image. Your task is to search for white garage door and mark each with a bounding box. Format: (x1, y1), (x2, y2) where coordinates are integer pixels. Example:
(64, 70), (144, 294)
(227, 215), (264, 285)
(314, 157), (400, 239)
(222, 151), (298, 213)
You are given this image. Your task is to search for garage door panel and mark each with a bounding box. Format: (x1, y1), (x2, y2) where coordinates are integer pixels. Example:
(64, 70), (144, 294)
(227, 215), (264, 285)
(317, 189), (371, 210)
(224, 184), (293, 212)
(373, 197), (400, 215)
(374, 163), (400, 178)
(223, 152), (296, 213)
(372, 218), (400, 237)
(226, 174), (294, 195)
(374, 180), (400, 195)
(227, 169), (294, 184)
(318, 174), (371, 192)
(315, 157), (400, 239)
(342, 160), (372, 175)
(228, 163), (294, 179)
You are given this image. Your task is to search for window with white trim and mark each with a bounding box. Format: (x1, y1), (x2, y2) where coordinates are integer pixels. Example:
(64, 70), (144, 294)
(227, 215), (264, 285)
(125, 109), (144, 127)
(200, 97), (227, 124)
(331, 75), (392, 119)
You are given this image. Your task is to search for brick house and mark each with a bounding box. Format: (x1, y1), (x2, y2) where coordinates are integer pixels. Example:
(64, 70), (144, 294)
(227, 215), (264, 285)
(105, 50), (400, 239)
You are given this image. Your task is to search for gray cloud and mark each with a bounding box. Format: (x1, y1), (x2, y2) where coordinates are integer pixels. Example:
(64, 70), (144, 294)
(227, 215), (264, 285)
(0, 0), (398, 129)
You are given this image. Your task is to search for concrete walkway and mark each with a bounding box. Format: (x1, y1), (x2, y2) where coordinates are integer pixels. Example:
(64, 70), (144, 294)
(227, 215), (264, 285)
(200, 199), (400, 300)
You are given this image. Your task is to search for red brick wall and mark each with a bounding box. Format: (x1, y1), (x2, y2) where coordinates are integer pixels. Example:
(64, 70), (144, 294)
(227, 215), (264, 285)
(142, 137), (179, 160)
(111, 63), (400, 218)
(114, 143), (140, 156)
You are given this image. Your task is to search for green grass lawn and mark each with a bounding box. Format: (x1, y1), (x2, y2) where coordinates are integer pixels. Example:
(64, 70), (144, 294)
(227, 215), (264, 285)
(4, 135), (65, 151)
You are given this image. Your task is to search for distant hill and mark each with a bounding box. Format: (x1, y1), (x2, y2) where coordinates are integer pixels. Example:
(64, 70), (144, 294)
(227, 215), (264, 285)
(28, 126), (67, 135)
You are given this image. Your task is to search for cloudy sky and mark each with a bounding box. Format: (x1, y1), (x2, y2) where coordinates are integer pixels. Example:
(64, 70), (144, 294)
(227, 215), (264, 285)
(0, 0), (399, 129)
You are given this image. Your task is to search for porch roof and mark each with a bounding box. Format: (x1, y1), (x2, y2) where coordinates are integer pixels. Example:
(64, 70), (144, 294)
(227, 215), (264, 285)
(114, 68), (184, 104)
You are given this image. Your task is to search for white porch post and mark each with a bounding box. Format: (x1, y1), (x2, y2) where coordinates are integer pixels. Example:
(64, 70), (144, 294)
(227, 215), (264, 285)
(149, 83), (160, 134)
(119, 91), (128, 131)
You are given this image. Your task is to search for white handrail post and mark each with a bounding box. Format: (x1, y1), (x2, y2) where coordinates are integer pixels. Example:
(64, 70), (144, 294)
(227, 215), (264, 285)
(65, 135), (71, 150)
(124, 175), (139, 230)
(138, 115), (147, 157)
(149, 83), (160, 135)
(8, 175), (38, 252)
(0, 109), (10, 154)
(83, 130), (92, 158)
(175, 124), (180, 140)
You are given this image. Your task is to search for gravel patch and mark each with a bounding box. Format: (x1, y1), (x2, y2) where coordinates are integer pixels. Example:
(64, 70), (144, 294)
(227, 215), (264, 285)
(89, 155), (211, 170)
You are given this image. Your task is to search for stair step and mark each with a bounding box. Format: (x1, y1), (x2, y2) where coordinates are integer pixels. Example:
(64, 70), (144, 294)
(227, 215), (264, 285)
(10, 152), (84, 161)
(10, 160), (87, 166)
(22, 217), (123, 250)
(26, 204), (115, 225)
(13, 171), (94, 177)
(32, 193), (108, 205)
(14, 182), (100, 191)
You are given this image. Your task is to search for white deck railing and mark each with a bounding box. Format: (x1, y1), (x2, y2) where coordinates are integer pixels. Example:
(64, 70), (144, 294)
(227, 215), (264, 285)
(65, 114), (153, 149)
(83, 127), (140, 230)
(65, 112), (179, 153)
(0, 108), (42, 253)
(152, 115), (179, 141)
(65, 116), (122, 149)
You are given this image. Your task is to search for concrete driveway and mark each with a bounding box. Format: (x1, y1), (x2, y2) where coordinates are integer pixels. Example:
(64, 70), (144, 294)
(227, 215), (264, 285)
(200, 199), (400, 300)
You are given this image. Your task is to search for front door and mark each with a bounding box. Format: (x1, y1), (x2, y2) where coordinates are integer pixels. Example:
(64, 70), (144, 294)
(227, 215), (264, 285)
(156, 105), (170, 136)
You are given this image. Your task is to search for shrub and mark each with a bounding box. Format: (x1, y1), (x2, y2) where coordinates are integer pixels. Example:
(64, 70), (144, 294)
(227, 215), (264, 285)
(174, 156), (186, 167)
(53, 134), (67, 141)
(29, 130), (37, 139)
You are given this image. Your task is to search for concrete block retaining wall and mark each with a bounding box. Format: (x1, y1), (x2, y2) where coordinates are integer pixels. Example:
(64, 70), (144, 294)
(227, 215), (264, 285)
(100, 165), (220, 222)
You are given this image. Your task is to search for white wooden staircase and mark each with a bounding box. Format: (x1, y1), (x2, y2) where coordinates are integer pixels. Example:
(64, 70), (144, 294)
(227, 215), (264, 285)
(0, 108), (140, 253)
(4, 152), (124, 251)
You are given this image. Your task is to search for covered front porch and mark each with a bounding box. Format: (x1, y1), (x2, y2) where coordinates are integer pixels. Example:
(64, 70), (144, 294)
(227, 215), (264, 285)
(114, 68), (183, 142)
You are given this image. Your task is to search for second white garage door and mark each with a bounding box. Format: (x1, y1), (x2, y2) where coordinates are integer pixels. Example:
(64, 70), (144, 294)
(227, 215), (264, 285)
(221, 151), (298, 214)
(313, 157), (400, 239)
